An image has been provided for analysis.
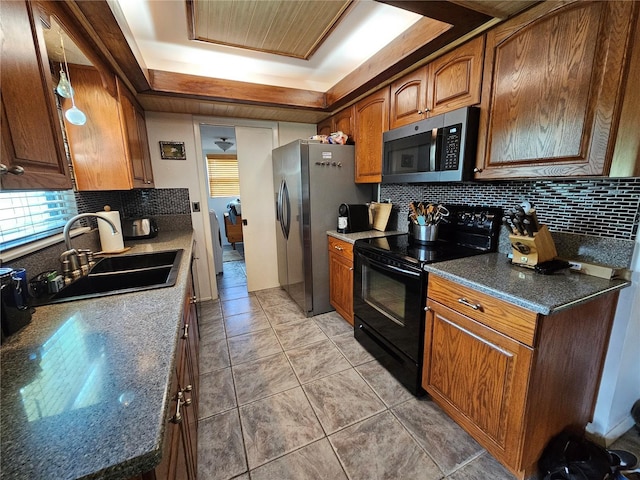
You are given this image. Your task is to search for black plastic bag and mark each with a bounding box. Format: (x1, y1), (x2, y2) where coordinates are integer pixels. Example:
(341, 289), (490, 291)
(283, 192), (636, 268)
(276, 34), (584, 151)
(538, 431), (614, 480)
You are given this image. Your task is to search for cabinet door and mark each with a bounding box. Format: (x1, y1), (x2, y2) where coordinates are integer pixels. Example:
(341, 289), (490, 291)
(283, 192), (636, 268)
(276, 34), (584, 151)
(333, 105), (355, 141)
(329, 250), (354, 325)
(63, 65), (133, 190)
(0, 1), (71, 190)
(389, 66), (428, 129)
(427, 36), (484, 116)
(423, 300), (532, 471)
(317, 117), (332, 137)
(476, 1), (636, 179)
(355, 88), (389, 183)
(118, 79), (154, 188)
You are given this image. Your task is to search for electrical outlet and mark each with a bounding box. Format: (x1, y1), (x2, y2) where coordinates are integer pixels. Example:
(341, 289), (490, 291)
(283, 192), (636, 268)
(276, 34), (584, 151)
(192, 201), (200, 212)
(568, 261), (582, 271)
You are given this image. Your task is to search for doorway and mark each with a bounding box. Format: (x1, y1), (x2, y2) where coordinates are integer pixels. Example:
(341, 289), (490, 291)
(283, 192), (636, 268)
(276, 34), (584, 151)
(197, 121), (279, 297)
(199, 124), (246, 286)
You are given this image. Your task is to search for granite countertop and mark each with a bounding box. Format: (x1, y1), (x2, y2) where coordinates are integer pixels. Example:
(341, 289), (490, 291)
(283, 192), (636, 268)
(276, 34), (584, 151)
(424, 252), (631, 315)
(0, 231), (194, 480)
(327, 229), (405, 244)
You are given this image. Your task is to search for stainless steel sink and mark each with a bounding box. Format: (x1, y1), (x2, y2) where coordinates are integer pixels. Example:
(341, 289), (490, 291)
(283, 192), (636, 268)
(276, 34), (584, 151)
(35, 249), (183, 305)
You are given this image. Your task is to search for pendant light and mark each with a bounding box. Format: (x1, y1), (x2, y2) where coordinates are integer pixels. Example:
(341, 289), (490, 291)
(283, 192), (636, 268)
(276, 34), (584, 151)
(57, 31), (86, 126)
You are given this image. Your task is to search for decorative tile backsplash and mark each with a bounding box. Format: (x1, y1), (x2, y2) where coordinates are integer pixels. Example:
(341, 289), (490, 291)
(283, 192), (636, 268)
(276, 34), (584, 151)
(381, 178), (640, 241)
(75, 188), (191, 227)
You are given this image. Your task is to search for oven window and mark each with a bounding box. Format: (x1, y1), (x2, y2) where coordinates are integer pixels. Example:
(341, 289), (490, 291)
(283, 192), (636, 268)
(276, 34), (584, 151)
(362, 264), (408, 326)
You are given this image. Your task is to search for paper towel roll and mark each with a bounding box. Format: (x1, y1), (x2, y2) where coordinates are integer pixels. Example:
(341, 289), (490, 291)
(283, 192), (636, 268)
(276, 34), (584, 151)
(97, 207), (124, 253)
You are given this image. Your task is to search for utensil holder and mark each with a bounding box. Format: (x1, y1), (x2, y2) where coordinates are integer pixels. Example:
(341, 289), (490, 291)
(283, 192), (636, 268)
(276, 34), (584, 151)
(509, 224), (557, 267)
(410, 223), (439, 244)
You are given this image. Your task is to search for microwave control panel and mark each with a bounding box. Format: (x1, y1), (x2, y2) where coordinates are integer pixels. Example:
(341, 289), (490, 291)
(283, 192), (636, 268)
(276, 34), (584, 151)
(441, 123), (462, 170)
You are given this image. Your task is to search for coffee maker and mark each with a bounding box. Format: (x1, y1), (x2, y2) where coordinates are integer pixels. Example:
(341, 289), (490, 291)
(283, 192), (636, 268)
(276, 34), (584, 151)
(1, 267), (32, 342)
(337, 203), (370, 233)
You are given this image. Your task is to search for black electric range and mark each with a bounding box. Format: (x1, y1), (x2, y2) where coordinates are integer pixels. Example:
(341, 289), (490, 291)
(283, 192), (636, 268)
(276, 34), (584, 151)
(352, 205), (502, 394)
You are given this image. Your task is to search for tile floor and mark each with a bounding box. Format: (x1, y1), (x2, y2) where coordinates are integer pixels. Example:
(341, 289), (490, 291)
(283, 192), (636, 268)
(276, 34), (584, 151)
(198, 259), (640, 480)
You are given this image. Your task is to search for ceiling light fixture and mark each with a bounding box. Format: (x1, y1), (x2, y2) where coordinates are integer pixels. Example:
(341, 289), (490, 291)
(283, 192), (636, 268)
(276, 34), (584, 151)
(215, 138), (234, 152)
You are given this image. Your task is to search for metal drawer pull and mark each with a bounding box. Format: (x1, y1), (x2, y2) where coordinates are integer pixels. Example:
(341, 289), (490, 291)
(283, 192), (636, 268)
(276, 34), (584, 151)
(171, 392), (185, 424)
(334, 245), (343, 251)
(458, 297), (481, 310)
(0, 164), (7, 175)
(182, 323), (189, 339)
(8, 165), (25, 175)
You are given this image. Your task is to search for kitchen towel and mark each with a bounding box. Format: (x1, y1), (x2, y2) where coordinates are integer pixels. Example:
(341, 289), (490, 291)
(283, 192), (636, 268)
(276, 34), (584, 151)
(97, 207), (125, 253)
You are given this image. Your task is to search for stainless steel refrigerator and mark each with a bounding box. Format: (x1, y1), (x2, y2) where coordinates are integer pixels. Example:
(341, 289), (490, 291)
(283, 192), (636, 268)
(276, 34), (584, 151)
(273, 140), (372, 316)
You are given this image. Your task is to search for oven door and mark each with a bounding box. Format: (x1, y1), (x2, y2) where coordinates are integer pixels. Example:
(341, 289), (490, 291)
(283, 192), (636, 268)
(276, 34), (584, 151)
(353, 248), (425, 362)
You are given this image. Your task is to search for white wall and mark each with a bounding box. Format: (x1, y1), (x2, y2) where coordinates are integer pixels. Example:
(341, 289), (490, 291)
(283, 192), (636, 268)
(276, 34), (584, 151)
(588, 233), (640, 444)
(278, 122), (317, 146)
(145, 112), (213, 300)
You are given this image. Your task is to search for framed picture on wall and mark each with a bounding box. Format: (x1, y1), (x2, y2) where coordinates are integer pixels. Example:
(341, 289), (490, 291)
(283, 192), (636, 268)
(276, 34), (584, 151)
(159, 141), (186, 160)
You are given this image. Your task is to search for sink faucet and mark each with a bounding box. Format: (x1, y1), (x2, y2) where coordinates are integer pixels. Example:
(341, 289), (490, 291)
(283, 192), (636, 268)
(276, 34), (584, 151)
(61, 213), (119, 281)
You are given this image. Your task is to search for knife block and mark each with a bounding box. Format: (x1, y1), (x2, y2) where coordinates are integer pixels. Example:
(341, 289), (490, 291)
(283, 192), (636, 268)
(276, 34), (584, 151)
(509, 224), (557, 267)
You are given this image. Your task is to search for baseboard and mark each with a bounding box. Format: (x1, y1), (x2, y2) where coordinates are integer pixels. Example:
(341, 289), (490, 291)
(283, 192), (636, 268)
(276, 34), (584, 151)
(586, 415), (636, 447)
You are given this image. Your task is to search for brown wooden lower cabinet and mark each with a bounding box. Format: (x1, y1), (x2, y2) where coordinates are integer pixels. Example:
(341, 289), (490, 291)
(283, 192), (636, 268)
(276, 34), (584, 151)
(133, 277), (199, 480)
(328, 236), (355, 325)
(423, 275), (619, 479)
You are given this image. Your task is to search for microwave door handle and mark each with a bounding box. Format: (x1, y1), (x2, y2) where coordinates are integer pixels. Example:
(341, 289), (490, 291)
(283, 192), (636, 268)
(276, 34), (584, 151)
(429, 128), (438, 172)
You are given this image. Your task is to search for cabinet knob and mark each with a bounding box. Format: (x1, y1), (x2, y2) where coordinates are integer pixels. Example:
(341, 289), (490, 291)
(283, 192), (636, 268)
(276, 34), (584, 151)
(0, 164), (7, 175)
(473, 167), (483, 173)
(8, 165), (25, 175)
(417, 110), (423, 115)
(145, 180), (152, 184)
(424, 306), (430, 312)
(334, 245), (343, 251)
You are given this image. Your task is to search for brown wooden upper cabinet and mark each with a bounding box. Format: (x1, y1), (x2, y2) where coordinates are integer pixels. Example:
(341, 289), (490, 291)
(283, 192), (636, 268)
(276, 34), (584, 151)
(475, 1), (639, 180)
(63, 66), (154, 190)
(390, 36), (485, 129)
(0, 1), (71, 190)
(317, 105), (355, 143)
(354, 88), (389, 183)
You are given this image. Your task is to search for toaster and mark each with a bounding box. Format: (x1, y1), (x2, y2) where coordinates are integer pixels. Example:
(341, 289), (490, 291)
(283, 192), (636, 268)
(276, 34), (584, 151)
(121, 218), (158, 239)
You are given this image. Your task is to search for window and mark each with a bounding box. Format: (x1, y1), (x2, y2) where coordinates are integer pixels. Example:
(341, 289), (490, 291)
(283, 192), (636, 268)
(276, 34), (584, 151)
(0, 190), (78, 252)
(207, 155), (240, 197)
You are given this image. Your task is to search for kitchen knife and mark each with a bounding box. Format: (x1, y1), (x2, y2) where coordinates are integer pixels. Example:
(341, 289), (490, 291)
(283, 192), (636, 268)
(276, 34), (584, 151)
(511, 216), (525, 235)
(523, 218), (535, 237)
(502, 216), (517, 235)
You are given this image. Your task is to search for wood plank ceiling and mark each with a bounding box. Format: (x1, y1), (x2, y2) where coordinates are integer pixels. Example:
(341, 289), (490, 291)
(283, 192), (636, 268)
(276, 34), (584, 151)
(187, 0), (353, 59)
(68, 0), (539, 123)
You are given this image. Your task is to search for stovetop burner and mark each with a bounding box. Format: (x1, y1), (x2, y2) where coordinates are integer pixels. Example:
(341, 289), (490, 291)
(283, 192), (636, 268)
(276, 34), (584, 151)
(355, 205), (503, 268)
(358, 234), (480, 267)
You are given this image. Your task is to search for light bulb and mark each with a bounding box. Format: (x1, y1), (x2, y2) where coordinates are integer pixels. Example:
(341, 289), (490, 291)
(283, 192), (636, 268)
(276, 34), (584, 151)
(56, 69), (74, 98)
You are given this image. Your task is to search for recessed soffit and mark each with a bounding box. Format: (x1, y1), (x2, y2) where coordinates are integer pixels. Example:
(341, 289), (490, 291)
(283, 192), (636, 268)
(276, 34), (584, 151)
(187, 0), (353, 60)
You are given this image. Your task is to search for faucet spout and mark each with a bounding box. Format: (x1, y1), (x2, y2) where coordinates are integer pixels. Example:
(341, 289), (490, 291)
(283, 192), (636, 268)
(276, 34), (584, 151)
(63, 213), (118, 250)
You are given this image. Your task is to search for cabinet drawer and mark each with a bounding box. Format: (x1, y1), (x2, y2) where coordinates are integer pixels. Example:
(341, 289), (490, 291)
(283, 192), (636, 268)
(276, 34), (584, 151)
(428, 276), (538, 347)
(328, 236), (353, 261)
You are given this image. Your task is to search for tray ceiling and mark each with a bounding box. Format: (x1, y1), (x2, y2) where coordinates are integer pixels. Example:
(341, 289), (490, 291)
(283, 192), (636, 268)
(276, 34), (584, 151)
(187, 0), (353, 60)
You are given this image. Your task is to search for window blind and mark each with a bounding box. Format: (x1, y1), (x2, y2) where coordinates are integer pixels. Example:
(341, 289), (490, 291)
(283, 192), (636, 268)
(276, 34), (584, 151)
(207, 155), (240, 197)
(0, 190), (78, 251)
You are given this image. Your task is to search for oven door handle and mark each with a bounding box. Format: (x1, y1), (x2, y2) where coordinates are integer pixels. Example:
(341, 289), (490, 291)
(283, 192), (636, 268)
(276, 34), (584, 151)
(356, 252), (422, 279)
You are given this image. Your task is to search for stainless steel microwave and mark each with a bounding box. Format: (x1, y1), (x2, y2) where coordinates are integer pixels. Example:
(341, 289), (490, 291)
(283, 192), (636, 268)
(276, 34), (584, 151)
(382, 106), (480, 183)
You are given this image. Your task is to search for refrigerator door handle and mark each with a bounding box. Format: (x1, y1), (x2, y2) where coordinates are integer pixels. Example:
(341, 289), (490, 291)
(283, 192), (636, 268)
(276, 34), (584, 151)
(277, 179), (287, 239)
(282, 179), (291, 239)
